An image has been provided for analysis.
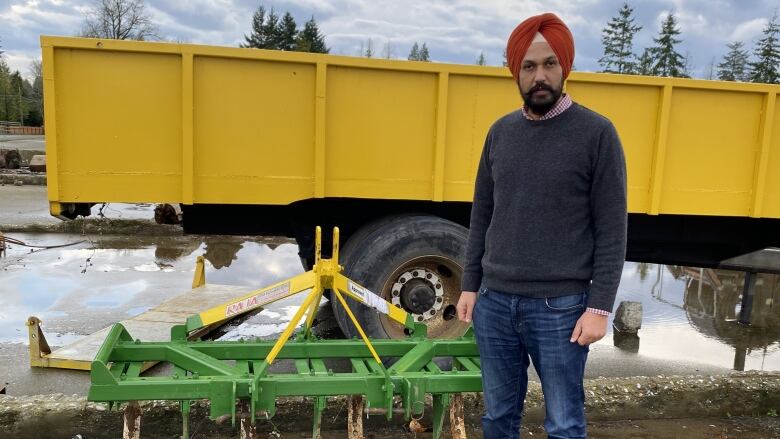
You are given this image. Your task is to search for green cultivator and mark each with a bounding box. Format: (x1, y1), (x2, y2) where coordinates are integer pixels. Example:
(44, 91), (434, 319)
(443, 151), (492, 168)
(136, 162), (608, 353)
(89, 228), (481, 438)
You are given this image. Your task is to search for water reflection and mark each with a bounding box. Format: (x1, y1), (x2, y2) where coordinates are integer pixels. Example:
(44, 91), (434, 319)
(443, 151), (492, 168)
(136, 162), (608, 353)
(2, 233), (779, 372)
(0, 233), (300, 344)
(681, 267), (779, 370)
(202, 238), (243, 269)
(605, 262), (780, 371)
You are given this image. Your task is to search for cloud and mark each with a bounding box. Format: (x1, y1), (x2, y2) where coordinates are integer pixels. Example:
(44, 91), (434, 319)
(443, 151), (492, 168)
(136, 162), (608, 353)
(0, 0), (776, 78)
(729, 17), (768, 43)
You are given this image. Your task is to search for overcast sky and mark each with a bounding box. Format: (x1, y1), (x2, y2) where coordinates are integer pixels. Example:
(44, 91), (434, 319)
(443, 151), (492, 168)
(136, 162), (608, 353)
(0, 0), (776, 80)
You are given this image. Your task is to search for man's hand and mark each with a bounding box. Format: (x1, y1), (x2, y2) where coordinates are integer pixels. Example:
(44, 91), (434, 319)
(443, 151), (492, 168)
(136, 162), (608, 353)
(570, 312), (608, 346)
(457, 291), (477, 323)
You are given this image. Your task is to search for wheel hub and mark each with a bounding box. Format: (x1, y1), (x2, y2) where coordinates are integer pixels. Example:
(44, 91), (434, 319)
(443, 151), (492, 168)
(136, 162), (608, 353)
(391, 268), (444, 322)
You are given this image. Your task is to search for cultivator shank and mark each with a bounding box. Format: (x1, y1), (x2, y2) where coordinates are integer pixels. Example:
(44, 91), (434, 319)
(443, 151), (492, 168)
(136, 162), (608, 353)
(89, 227), (481, 438)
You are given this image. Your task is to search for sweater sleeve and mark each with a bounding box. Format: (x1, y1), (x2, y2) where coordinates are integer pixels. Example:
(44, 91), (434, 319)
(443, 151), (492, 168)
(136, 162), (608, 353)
(588, 123), (628, 312)
(461, 131), (495, 292)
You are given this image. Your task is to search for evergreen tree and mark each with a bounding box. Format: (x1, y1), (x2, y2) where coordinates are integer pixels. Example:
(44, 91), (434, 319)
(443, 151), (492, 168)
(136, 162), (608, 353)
(476, 52), (486, 65)
(419, 43), (430, 61)
(748, 12), (780, 84)
(241, 5), (269, 48)
(263, 9), (282, 49)
(717, 41), (750, 81)
(408, 42), (420, 60)
(637, 48), (653, 75)
(408, 42), (430, 61)
(0, 61), (10, 122)
(296, 17), (329, 53)
(648, 12), (686, 77)
(599, 2), (642, 74)
(277, 12), (298, 51)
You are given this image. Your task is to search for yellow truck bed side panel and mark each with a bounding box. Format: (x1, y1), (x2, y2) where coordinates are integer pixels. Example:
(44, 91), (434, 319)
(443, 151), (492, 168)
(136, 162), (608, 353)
(41, 37), (780, 219)
(443, 75), (518, 201)
(566, 81), (662, 214)
(54, 48), (183, 202)
(325, 66), (438, 199)
(193, 56), (316, 204)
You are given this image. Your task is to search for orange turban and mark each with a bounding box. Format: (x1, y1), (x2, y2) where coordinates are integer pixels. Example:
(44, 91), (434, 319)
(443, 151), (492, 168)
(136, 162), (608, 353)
(506, 13), (575, 81)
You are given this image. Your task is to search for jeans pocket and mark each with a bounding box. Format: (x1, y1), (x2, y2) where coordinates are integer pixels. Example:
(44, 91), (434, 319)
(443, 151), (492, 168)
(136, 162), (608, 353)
(544, 293), (586, 311)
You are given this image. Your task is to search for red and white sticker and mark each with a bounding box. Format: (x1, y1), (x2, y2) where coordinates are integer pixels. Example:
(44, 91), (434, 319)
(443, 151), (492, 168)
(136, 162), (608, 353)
(225, 282), (291, 317)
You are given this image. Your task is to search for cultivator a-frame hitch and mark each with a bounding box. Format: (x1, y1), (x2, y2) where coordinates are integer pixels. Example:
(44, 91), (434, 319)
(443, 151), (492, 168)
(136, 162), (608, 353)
(89, 227), (481, 438)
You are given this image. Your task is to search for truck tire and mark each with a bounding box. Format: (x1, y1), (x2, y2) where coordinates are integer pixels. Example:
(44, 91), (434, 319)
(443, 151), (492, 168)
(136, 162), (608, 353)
(332, 215), (470, 340)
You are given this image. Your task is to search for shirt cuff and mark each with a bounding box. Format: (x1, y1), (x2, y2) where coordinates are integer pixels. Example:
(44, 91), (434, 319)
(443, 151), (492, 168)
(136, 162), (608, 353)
(586, 307), (611, 316)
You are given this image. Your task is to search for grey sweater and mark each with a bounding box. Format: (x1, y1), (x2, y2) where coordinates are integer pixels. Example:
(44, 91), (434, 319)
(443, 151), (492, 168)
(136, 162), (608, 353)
(461, 103), (627, 312)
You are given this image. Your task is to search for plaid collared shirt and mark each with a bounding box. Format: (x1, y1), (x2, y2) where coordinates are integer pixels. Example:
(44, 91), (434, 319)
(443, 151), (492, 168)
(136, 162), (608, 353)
(521, 93), (611, 316)
(521, 93), (573, 121)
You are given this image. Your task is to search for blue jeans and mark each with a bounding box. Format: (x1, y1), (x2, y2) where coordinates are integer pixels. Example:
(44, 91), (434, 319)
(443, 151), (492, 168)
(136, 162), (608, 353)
(473, 287), (589, 439)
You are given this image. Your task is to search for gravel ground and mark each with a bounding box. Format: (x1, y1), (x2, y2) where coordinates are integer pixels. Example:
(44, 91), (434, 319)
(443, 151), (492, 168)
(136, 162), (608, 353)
(1, 372), (779, 438)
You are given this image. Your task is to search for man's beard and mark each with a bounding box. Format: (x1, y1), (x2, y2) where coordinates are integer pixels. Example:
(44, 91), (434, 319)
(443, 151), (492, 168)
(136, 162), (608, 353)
(521, 82), (562, 116)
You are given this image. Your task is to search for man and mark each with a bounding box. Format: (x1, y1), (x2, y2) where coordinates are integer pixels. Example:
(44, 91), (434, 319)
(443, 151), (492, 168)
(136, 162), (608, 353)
(456, 12), (627, 439)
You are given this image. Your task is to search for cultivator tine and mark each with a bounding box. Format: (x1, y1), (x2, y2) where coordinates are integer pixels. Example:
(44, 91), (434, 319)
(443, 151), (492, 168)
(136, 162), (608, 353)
(432, 393), (451, 439)
(312, 396), (327, 439)
(180, 400), (190, 439)
(122, 401), (142, 439)
(347, 395), (364, 439)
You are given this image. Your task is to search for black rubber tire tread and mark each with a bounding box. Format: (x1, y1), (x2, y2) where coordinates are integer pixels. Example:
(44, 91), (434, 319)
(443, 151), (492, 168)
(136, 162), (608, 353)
(331, 214), (468, 339)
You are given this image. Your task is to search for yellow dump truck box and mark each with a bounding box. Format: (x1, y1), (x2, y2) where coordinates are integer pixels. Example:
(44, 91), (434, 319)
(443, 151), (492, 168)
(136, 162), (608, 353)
(41, 36), (780, 219)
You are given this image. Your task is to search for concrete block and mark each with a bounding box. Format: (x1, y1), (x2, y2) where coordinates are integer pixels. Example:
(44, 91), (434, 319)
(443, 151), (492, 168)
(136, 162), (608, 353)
(29, 154), (46, 173)
(613, 301), (642, 333)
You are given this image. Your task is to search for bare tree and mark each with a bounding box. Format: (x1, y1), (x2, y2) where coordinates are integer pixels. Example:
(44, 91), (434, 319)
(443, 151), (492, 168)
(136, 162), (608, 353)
(79, 0), (159, 40)
(382, 40), (394, 59)
(29, 59), (42, 79)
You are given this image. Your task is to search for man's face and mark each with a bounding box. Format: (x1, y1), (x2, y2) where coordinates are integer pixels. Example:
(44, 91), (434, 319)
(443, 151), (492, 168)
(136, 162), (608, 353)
(518, 39), (564, 116)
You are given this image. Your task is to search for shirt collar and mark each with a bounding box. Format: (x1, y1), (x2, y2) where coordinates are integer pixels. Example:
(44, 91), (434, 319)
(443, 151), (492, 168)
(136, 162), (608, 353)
(521, 93), (573, 121)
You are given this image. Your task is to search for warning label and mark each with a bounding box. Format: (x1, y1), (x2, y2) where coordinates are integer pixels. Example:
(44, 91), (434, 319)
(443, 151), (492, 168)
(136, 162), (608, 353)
(225, 282), (291, 317)
(347, 281), (389, 315)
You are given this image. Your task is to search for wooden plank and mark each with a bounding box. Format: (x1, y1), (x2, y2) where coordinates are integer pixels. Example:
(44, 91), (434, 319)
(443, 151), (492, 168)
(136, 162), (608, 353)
(42, 283), (253, 367)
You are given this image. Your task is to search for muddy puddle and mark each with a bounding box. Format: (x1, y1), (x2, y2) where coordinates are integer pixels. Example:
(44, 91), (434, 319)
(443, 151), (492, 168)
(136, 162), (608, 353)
(0, 232), (778, 374)
(0, 233), (305, 344)
(596, 263), (780, 372)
